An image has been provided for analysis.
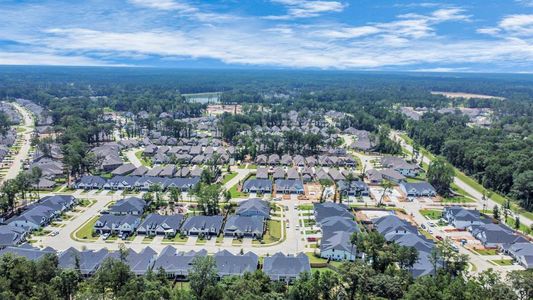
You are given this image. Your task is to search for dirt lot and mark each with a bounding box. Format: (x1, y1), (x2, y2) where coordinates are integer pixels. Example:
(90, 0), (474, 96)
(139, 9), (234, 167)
(305, 183), (322, 201)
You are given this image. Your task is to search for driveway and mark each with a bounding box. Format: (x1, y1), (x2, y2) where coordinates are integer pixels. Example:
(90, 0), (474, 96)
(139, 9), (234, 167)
(186, 236), (198, 246)
(125, 148), (144, 168)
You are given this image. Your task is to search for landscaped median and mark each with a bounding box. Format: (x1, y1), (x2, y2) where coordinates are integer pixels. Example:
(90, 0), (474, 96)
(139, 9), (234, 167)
(71, 215), (99, 242)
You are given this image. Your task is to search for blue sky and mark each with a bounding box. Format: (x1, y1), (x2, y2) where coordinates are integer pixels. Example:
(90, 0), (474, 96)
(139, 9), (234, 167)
(0, 0), (531, 72)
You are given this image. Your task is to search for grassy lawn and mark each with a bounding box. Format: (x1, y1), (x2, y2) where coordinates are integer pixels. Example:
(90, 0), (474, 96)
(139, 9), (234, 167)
(504, 216), (531, 234)
(229, 184), (248, 198)
(196, 239), (207, 245)
(420, 209), (442, 220)
(142, 236), (154, 243)
(216, 235), (224, 244)
(221, 172), (238, 184)
(78, 199), (95, 207)
(262, 220), (282, 244)
(303, 219), (316, 227)
(232, 239), (243, 246)
(298, 204), (314, 210)
(72, 215), (99, 241)
(306, 253), (328, 265)
(491, 259), (514, 266)
(135, 150), (152, 167)
(474, 248), (498, 255)
(162, 235), (188, 243)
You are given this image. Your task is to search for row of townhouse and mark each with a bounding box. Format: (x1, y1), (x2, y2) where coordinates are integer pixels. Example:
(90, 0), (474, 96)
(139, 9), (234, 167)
(0, 195), (78, 249)
(75, 175), (200, 191)
(0, 245), (310, 283)
(94, 198), (271, 239)
(314, 202), (360, 261)
(111, 164), (205, 178)
(255, 154), (356, 168)
(242, 179), (305, 195)
(444, 206), (533, 269)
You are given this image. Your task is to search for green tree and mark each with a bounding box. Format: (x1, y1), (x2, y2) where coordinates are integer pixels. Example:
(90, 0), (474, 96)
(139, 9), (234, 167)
(427, 157), (454, 196)
(188, 256), (218, 300)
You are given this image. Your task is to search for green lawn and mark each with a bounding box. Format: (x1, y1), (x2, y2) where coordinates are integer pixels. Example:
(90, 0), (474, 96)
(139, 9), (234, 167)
(491, 259), (514, 266)
(504, 216), (531, 234)
(135, 150), (152, 167)
(474, 248), (498, 255)
(262, 220), (282, 244)
(298, 204), (314, 210)
(229, 184), (248, 198)
(72, 216), (99, 241)
(142, 236), (154, 243)
(221, 172), (238, 184)
(420, 209), (442, 220)
(162, 235), (188, 243)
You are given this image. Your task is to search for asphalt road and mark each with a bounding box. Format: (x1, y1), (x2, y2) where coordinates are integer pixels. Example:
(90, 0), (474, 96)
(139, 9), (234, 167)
(2, 103), (34, 183)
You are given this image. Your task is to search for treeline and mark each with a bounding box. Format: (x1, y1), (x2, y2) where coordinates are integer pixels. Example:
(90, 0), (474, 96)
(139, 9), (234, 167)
(2, 241), (533, 300)
(408, 112), (533, 211)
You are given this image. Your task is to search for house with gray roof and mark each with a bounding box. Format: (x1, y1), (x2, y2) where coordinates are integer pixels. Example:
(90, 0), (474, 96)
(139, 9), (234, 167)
(75, 175), (107, 189)
(94, 214), (141, 236)
(400, 182), (437, 197)
(215, 250), (259, 277)
(58, 247), (110, 276)
(181, 215), (223, 236)
(236, 198), (270, 218)
(255, 167), (269, 180)
(0, 244), (56, 261)
(443, 206), (483, 229)
(503, 242), (533, 269)
(146, 165), (164, 177)
(120, 247), (158, 275)
(108, 197), (146, 215)
(337, 180), (369, 197)
(381, 156), (419, 177)
(242, 179), (272, 194)
(275, 179), (304, 194)
(313, 202), (352, 224)
(153, 247), (207, 278)
(470, 223), (519, 248)
(130, 166), (149, 176)
(137, 214), (184, 237)
(263, 253), (311, 283)
(160, 165), (176, 177)
(268, 154), (280, 165)
(111, 163), (136, 176)
(224, 215), (265, 238)
(320, 231), (357, 261)
(0, 225), (27, 248)
(272, 167), (285, 180)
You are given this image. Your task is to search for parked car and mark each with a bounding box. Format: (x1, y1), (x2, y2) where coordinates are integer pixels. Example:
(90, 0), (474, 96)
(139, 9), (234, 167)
(436, 235), (443, 241)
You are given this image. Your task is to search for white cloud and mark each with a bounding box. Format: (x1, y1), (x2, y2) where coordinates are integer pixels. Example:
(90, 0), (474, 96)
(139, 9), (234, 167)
(129, 0), (197, 12)
(477, 14), (533, 37)
(265, 0), (346, 19)
(0, 51), (118, 66)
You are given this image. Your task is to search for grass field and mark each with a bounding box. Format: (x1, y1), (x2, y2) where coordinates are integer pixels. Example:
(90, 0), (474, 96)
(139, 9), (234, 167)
(491, 259), (514, 266)
(474, 248), (498, 255)
(135, 150), (152, 167)
(263, 220), (282, 244)
(229, 184), (248, 198)
(221, 172), (238, 184)
(72, 215), (99, 241)
(420, 209), (442, 220)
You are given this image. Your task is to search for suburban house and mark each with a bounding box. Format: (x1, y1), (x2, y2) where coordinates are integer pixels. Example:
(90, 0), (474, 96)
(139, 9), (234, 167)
(443, 206), (483, 229)
(224, 215), (265, 238)
(75, 175), (107, 189)
(400, 182), (437, 197)
(121, 247), (158, 275)
(263, 252), (311, 283)
(137, 214), (184, 237)
(111, 163), (136, 176)
(7, 195), (78, 231)
(381, 156), (419, 177)
(242, 179), (273, 194)
(108, 197), (147, 215)
(320, 231), (357, 261)
(469, 223), (521, 248)
(152, 247), (207, 278)
(275, 179), (304, 194)
(255, 167), (269, 180)
(214, 250), (259, 277)
(0, 225), (27, 248)
(58, 247), (111, 276)
(502, 242), (533, 269)
(93, 214), (141, 236)
(181, 216), (224, 236)
(313, 203), (353, 224)
(337, 180), (369, 197)
(236, 198), (271, 218)
(0, 244), (56, 261)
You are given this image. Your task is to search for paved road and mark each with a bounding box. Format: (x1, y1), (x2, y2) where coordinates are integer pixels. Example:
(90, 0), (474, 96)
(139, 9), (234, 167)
(223, 167), (252, 190)
(391, 130), (533, 228)
(2, 103), (34, 183)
